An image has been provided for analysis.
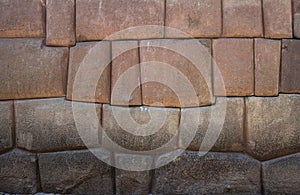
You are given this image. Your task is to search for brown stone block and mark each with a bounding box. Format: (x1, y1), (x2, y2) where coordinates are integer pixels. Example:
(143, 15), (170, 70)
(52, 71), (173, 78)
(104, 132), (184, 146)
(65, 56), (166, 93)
(111, 41), (141, 105)
(294, 0), (300, 13)
(223, 0), (263, 37)
(46, 0), (75, 46)
(67, 41), (111, 103)
(294, 14), (300, 38)
(0, 39), (68, 100)
(0, 0), (45, 38)
(0, 101), (13, 152)
(165, 0), (221, 38)
(213, 39), (254, 96)
(255, 39), (281, 96)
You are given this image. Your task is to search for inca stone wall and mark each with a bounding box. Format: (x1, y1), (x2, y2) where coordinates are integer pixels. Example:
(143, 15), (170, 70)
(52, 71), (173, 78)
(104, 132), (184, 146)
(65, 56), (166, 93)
(0, 0), (299, 194)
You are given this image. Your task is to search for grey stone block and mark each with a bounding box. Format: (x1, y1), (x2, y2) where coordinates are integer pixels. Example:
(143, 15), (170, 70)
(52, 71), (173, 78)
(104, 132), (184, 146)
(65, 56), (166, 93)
(0, 101), (13, 152)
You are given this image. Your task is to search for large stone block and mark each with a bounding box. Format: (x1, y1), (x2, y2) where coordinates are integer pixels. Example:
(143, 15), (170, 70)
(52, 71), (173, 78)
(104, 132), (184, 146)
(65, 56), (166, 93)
(246, 95), (300, 160)
(0, 149), (38, 194)
(0, 39), (68, 100)
(0, 101), (13, 152)
(38, 149), (113, 194)
(0, 0), (45, 38)
(153, 151), (261, 194)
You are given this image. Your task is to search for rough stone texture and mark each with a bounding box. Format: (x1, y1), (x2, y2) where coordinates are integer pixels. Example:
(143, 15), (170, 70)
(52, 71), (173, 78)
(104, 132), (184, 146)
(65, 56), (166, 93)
(67, 41), (111, 103)
(111, 41), (141, 105)
(102, 104), (179, 152)
(0, 0), (45, 38)
(281, 39), (300, 93)
(294, 14), (300, 38)
(165, 0), (221, 38)
(0, 149), (38, 194)
(255, 39), (281, 96)
(46, 0), (75, 46)
(0, 39), (68, 100)
(140, 39), (213, 107)
(153, 151), (261, 194)
(263, 0), (293, 38)
(263, 153), (300, 195)
(0, 101), (13, 152)
(294, 0), (300, 13)
(213, 39), (254, 96)
(179, 98), (244, 152)
(76, 0), (164, 41)
(246, 95), (300, 160)
(223, 0), (263, 37)
(15, 98), (101, 152)
(38, 149), (113, 194)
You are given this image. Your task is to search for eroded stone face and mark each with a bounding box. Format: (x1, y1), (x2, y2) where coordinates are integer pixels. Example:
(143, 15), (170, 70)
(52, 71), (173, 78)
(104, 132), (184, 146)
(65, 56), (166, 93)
(0, 101), (13, 152)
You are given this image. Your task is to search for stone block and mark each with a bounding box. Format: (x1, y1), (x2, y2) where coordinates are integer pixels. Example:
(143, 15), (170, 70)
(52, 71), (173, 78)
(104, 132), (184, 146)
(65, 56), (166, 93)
(0, 101), (13, 152)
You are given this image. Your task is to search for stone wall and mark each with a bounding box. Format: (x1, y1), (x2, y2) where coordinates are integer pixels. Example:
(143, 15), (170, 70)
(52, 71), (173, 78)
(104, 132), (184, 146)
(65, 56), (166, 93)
(0, 0), (299, 194)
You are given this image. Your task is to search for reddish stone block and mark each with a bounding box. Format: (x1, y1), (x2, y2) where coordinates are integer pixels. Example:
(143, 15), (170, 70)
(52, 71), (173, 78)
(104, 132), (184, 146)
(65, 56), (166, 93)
(111, 41), (141, 105)
(0, 39), (68, 100)
(46, 0), (75, 46)
(223, 0), (263, 37)
(294, 0), (300, 13)
(213, 39), (254, 96)
(76, 0), (164, 41)
(67, 41), (111, 103)
(263, 0), (293, 38)
(165, 0), (221, 38)
(0, 0), (45, 38)
(255, 39), (281, 96)
(140, 39), (213, 108)
(281, 39), (300, 93)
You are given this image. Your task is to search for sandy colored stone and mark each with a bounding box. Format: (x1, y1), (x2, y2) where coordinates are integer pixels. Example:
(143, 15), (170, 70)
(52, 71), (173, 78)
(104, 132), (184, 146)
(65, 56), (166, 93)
(213, 39), (254, 96)
(0, 101), (13, 152)
(46, 0), (75, 46)
(165, 0), (221, 38)
(255, 39), (281, 96)
(223, 0), (263, 37)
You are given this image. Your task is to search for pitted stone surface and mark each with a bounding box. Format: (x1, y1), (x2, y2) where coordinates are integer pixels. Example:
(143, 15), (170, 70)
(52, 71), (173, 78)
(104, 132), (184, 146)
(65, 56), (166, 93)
(0, 101), (13, 152)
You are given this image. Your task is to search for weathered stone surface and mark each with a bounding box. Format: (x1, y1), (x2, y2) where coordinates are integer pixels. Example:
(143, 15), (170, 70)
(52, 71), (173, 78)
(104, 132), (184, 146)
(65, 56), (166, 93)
(294, 0), (300, 13)
(153, 151), (261, 194)
(38, 149), (113, 194)
(0, 39), (68, 100)
(46, 0), (75, 46)
(111, 41), (141, 105)
(67, 41), (111, 103)
(102, 104), (179, 152)
(0, 101), (13, 152)
(281, 40), (300, 93)
(263, 153), (300, 194)
(15, 98), (101, 152)
(263, 0), (293, 38)
(140, 39), (213, 107)
(165, 0), (221, 38)
(180, 98), (244, 152)
(255, 39), (281, 96)
(246, 95), (300, 160)
(76, 0), (164, 41)
(0, 0), (45, 38)
(0, 149), (38, 194)
(294, 14), (300, 38)
(223, 0), (263, 37)
(213, 39), (254, 96)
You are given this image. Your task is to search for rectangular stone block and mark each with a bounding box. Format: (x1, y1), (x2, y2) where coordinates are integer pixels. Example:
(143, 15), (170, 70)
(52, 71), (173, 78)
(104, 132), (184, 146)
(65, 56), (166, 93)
(15, 98), (101, 152)
(294, 14), (300, 38)
(223, 0), (263, 37)
(0, 39), (68, 100)
(0, 101), (13, 152)
(165, 0), (221, 38)
(255, 39), (281, 96)
(281, 39), (300, 93)
(0, 0), (45, 38)
(246, 95), (300, 160)
(213, 39), (254, 96)
(263, 153), (300, 194)
(67, 41), (111, 103)
(140, 39), (213, 107)
(179, 98), (244, 152)
(111, 41), (141, 105)
(0, 149), (38, 194)
(46, 0), (75, 46)
(153, 151), (261, 194)
(38, 149), (113, 194)
(263, 0), (293, 38)
(76, 0), (164, 41)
